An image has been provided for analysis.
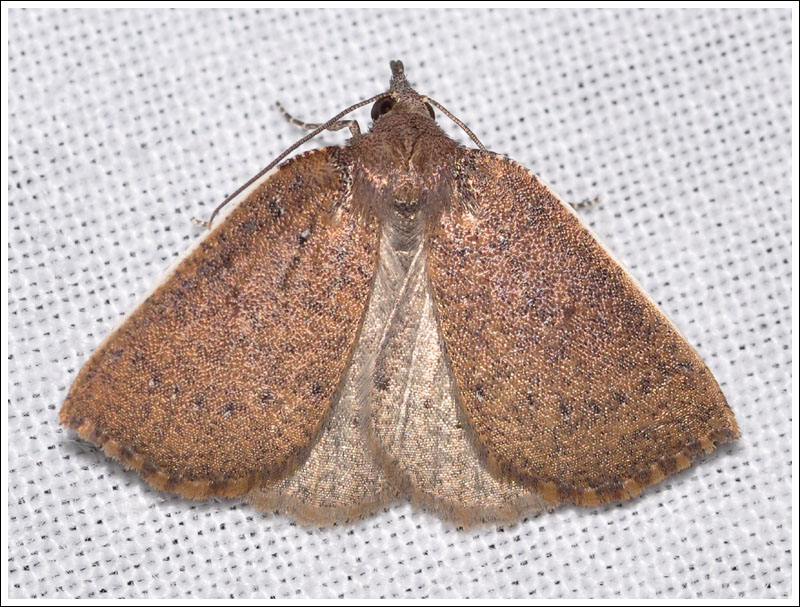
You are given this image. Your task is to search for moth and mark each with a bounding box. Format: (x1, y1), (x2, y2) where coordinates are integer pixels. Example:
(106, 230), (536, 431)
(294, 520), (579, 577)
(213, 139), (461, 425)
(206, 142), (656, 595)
(60, 61), (739, 525)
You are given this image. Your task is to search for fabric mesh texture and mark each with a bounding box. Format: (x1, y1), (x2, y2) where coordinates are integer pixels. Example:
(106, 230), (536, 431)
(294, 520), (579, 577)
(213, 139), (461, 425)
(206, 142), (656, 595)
(7, 7), (792, 599)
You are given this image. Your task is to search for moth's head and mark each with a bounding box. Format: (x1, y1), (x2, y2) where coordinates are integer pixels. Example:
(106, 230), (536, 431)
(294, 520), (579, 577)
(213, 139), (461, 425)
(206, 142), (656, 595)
(370, 60), (436, 123)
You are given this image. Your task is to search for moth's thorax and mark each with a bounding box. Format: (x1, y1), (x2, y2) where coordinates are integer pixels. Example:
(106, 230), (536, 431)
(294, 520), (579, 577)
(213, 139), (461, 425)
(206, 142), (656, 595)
(346, 104), (460, 223)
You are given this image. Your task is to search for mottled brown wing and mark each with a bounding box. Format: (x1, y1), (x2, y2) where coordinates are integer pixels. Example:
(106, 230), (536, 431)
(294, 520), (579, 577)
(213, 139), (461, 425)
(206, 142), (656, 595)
(427, 150), (739, 506)
(60, 148), (379, 499)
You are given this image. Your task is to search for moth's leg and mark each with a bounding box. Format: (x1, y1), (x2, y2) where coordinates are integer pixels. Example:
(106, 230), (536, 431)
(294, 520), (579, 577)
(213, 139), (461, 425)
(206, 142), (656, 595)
(275, 101), (361, 136)
(569, 195), (602, 211)
(192, 217), (209, 229)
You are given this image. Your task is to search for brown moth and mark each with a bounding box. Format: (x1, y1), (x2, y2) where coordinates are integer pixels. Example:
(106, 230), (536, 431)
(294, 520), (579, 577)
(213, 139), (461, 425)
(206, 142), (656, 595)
(60, 61), (739, 525)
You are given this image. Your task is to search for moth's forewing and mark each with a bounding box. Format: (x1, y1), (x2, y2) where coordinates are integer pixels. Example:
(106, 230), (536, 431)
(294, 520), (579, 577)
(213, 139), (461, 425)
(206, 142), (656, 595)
(427, 151), (739, 505)
(60, 148), (380, 498)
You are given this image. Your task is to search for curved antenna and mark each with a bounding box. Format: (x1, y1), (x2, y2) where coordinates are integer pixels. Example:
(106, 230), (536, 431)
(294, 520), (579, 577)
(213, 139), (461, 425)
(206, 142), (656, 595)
(206, 91), (390, 230)
(423, 96), (486, 152)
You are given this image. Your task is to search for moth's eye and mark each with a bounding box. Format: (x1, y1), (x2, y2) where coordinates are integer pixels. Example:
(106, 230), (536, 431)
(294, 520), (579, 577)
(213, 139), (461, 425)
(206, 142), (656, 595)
(425, 103), (435, 119)
(371, 97), (396, 121)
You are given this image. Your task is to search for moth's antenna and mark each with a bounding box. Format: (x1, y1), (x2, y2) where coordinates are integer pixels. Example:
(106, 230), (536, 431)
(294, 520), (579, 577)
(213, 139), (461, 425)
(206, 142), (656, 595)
(424, 97), (486, 152)
(206, 91), (390, 230)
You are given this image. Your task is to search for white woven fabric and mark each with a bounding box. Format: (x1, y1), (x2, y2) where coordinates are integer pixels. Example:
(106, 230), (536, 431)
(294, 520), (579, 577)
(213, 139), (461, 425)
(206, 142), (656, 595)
(7, 7), (792, 599)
